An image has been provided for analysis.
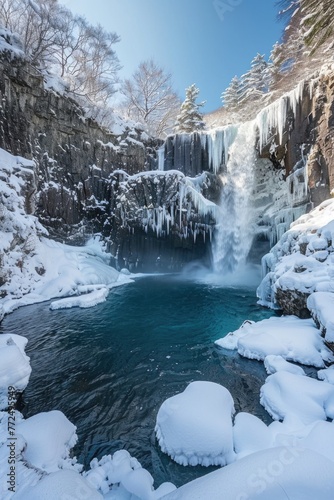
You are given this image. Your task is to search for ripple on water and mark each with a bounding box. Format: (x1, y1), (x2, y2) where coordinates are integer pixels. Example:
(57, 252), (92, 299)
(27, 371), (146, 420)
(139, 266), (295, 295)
(1, 274), (274, 487)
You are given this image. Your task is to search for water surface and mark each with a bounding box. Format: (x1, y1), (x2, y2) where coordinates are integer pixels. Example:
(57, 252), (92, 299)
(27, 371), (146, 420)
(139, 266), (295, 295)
(1, 274), (274, 487)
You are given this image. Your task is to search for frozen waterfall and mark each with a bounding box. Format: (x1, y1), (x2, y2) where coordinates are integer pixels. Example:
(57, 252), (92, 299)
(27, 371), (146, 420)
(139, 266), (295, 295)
(212, 121), (257, 274)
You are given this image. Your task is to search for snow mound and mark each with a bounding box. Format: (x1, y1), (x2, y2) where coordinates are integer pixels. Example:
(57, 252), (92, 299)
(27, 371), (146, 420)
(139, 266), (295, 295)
(318, 365), (334, 385)
(233, 412), (274, 459)
(0, 334), (31, 409)
(299, 421), (334, 464)
(50, 287), (109, 310)
(84, 450), (176, 499)
(17, 410), (78, 473)
(162, 446), (334, 500)
(264, 355), (306, 376)
(155, 381), (235, 467)
(307, 291), (334, 342)
(216, 316), (332, 368)
(13, 469), (102, 500)
(260, 371), (334, 426)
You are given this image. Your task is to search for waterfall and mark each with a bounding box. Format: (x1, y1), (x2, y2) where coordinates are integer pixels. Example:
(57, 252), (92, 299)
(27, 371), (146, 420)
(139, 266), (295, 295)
(212, 121), (257, 274)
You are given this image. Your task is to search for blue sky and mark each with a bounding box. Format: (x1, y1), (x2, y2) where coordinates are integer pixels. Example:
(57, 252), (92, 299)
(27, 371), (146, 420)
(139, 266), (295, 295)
(64, 0), (284, 112)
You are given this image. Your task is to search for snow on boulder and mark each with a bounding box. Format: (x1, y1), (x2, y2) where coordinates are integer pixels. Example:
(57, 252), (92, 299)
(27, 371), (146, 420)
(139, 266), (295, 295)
(318, 365), (334, 384)
(162, 446), (334, 500)
(217, 316), (333, 368)
(264, 355), (306, 376)
(13, 469), (103, 500)
(155, 381), (235, 467)
(299, 421), (334, 464)
(0, 333), (31, 409)
(84, 450), (176, 498)
(233, 412), (274, 459)
(260, 371), (334, 426)
(307, 292), (334, 342)
(17, 410), (78, 473)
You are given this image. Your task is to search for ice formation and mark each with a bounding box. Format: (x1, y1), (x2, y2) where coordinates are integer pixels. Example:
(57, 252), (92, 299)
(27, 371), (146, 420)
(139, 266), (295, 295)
(155, 381), (235, 467)
(256, 80), (305, 151)
(257, 199), (334, 309)
(117, 170), (217, 243)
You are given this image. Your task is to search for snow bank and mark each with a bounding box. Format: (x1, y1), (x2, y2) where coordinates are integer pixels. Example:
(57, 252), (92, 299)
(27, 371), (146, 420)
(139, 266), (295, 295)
(155, 381), (235, 467)
(307, 291), (334, 342)
(0, 147), (132, 319)
(163, 446), (334, 500)
(216, 316), (333, 368)
(0, 334), (31, 409)
(50, 286), (109, 310)
(260, 371), (334, 425)
(13, 470), (103, 500)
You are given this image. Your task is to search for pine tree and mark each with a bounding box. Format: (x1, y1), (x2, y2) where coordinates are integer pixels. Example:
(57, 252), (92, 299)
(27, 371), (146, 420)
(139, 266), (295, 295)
(174, 84), (205, 134)
(300, 0), (334, 53)
(240, 53), (269, 103)
(221, 76), (241, 110)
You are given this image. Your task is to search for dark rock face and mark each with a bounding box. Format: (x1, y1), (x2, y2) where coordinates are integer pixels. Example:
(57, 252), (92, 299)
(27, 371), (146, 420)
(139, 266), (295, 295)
(0, 52), (217, 270)
(275, 288), (311, 319)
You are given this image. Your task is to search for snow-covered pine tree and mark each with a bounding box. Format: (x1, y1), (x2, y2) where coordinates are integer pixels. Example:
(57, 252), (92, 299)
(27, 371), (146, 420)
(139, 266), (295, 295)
(174, 84), (205, 133)
(268, 42), (284, 88)
(239, 53), (269, 103)
(300, 0), (334, 53)
(221, 75), (241, 110)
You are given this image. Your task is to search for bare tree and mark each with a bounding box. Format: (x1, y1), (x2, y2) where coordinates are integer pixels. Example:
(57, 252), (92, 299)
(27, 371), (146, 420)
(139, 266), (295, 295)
(0, 0), (121, 108)
(121, 60), (180, 138)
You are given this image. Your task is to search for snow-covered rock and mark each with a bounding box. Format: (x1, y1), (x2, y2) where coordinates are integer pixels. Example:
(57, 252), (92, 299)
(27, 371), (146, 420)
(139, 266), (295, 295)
(318, 365), (334, 385)
(0, 334), (31, 409)
(307, 291), (334, 342)
(260, 371), (334, 426)
(233, 412), (274, 459)
(264, 355), (306, 376)
(257, 199), (334, 314)
(16, 410), (78, 473)
(155, 381), (235, 467)
(216, 316), (333, 368)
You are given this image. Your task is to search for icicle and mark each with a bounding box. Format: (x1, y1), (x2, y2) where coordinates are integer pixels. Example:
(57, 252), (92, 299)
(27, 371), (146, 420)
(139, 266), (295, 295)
(158, 145), (165, 171)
